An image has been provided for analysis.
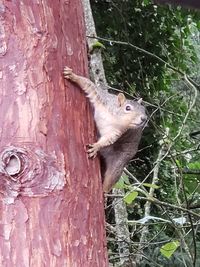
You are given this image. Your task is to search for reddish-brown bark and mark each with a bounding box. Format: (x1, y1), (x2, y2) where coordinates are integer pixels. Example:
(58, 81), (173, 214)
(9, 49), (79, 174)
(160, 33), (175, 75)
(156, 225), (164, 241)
(0, 1), (108, 266)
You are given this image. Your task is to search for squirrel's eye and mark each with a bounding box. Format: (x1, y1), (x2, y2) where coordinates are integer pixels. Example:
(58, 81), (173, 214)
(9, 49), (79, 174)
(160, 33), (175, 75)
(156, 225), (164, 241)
(125, 105), (132, 111)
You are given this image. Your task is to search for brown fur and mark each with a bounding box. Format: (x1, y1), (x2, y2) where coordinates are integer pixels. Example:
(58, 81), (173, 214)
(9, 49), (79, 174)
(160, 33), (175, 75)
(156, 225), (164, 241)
(63, 66), (147, 192)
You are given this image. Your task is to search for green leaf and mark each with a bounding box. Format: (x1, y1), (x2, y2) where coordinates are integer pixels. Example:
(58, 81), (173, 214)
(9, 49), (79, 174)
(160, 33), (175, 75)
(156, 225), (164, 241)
(143, 183), (160, 189)
(142, 0), (151, 6)
(160, 241), (180, 259)
(91, 41), (105, 50)
(197, 21), (200, 29)
(187, 161), (200, 169)
(175, 159), (182, 168)
(114, 178), (125, 189)
(122, 174), (130, 185)
(124, 191), (138, 204)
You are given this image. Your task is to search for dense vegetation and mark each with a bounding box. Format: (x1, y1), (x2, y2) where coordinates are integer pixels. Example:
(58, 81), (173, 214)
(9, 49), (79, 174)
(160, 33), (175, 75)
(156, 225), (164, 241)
(90, 0), (200, 266)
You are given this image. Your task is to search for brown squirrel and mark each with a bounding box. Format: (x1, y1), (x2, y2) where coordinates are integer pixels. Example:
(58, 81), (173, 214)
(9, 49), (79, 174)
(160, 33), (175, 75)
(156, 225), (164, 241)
(63, 66), (147, 192)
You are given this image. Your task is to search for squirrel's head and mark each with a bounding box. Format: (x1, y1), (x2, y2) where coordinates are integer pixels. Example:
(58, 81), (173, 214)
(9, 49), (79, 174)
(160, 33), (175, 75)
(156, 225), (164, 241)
(117, 93), (147, 128)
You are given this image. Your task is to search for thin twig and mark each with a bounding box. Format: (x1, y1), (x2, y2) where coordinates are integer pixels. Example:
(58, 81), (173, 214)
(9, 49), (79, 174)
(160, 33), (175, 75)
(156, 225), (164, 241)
(87, 35), (200, 90)
(137, 197), (200, 219)
(106, 194), (200, 219)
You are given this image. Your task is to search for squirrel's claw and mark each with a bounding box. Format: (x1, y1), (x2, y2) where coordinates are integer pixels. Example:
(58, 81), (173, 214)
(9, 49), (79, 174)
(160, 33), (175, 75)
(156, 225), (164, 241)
(87, 143), (98, 158)
(63, 66), (73, 79)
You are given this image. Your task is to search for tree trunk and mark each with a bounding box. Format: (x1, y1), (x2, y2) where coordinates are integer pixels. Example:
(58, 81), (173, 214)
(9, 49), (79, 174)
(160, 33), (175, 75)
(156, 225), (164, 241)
(0, 1), (108, 266)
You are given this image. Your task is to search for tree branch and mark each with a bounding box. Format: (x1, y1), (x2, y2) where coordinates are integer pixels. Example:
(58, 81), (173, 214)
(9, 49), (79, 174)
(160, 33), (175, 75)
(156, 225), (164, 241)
(182, 169), (200, 175)
(87, 35), (200, 90)
(137, 197), (200, 219)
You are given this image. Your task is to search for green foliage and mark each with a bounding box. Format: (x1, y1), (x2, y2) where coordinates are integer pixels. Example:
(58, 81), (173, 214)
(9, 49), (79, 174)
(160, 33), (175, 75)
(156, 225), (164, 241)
(114, 173), (130, 189)
(143, 183), (160, 189)
(184, 161), (200, 193)
(90, 41), (105, 52)
(187, 161), (200, 169)
(91, 0), (199, 97)
(124, 191), (138, 204)
(160, 240), (180, 259)
(91, 0), (200, 266)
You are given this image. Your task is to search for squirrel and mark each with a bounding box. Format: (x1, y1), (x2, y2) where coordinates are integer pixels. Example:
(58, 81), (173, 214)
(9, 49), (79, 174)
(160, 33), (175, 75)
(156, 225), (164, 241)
(63, 66), (147, 192)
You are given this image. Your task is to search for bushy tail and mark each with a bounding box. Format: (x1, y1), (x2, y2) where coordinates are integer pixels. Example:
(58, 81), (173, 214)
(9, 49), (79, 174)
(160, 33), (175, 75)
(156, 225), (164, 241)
(102, 158), (125, 192)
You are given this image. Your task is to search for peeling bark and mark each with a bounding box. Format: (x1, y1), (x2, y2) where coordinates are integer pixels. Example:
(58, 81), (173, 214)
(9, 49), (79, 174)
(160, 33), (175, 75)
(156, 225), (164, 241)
(0, 0), (108, 266)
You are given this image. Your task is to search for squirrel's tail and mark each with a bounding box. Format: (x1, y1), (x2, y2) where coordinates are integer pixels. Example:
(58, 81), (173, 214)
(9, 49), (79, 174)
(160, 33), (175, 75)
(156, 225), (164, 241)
(102, 159), (125, 192)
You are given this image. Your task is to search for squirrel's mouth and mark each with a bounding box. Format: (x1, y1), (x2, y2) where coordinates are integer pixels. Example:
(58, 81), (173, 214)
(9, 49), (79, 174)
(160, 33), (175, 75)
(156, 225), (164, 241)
(131, 115), (147, 128)
(131, 120), (146, 127)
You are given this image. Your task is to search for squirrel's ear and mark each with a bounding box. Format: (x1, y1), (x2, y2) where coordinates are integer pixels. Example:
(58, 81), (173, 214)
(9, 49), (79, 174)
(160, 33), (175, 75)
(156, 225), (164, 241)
(117, 93), (126, 106)
(137, 98), (143, 104)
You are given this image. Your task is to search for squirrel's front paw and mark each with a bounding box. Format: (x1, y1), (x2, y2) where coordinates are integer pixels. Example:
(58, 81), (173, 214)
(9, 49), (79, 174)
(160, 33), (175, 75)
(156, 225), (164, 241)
(87, 143), (99, 158)
(63, 66), (73, 79)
